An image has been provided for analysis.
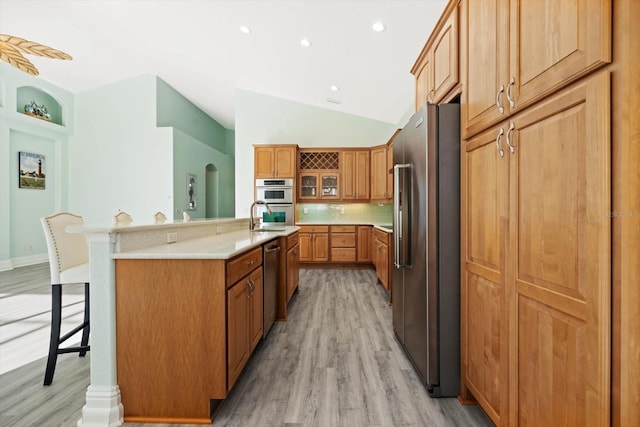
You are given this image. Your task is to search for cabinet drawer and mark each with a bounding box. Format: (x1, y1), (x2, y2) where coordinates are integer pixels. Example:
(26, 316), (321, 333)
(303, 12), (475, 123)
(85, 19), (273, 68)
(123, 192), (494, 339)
(331, 248), (356, 262)
(226, 247), (262, 287)
(331, 225), (356, 233)
(373, 228), (389, 245)
(331, 233), (356, 248)
(299, 225), (329, 233)
(287, 232), (299, 249)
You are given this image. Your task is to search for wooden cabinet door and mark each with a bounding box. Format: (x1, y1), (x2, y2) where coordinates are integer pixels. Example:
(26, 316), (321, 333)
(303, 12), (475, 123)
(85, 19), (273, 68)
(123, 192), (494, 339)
(461, 0), (509, 138)
(227, 279), (250, 390)
(415, 55), (432, 109)
(379, 242), (389, 290)
(507, 72), (610, 427)
(341, 151), (356, 199)
(313, 233), (329, 262)
(354, 150), (370, 200)
(508, 0), (611, 114)
(248, 268), (263, 353)
(274, 146), (296, 178)
(357, 226), (372, 263)
(386, 142), (393, 201)
(461, 123), (509, 425)
(254, 147), (275, 178)
(286, 244), (299, 302)
(299, 233), (312, 262)
(432, 6), (459, 103)
(320, 173), (340, 200)
(299, 173), (319, 200)
(370, 146), (388, 200)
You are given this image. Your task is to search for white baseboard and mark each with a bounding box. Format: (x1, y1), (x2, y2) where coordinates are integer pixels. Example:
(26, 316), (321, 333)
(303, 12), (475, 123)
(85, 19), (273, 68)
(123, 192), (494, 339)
(1, 254), (49, 271)
(0, 259), (13, 272)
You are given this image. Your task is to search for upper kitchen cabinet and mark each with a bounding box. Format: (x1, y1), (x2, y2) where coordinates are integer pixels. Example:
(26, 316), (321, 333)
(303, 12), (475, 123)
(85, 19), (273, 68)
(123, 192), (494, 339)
(461, 0), (611, 138)
(298, 150), (340, 200)
(341, 150), (370, 201)
(254, 145), (297, 178)
(412, 0), (459, 108)
(371, 130), (398, 203)
(370, 145), (388, 201)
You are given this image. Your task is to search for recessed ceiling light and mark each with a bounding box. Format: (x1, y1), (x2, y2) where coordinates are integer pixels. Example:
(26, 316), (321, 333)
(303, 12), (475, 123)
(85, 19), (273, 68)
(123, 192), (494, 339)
(300, 38), (312, 47)
(372, 22), (386, 32)
(240, 26), (252, 34)
(330, 85), (340, 92)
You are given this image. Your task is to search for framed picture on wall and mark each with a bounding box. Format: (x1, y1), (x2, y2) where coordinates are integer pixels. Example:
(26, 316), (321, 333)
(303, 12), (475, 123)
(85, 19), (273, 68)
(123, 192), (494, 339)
(18, 151), (46, 189)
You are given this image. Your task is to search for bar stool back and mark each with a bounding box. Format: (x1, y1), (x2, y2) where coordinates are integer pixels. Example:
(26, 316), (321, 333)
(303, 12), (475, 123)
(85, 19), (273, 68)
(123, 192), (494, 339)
(40, 212), (90, 385)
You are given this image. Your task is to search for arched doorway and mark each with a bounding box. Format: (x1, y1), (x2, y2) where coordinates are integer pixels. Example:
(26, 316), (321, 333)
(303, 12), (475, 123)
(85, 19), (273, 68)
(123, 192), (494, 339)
(205, 163), (219, 218)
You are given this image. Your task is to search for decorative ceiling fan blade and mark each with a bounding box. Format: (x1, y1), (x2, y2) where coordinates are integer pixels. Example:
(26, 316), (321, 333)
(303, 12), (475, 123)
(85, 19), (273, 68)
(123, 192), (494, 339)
(0, 41), (39, 75)
(0, 34), (72, 60)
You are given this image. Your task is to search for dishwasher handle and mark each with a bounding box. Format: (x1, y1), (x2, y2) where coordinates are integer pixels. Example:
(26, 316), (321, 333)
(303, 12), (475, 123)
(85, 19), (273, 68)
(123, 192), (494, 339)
(265, 244), (281, 254)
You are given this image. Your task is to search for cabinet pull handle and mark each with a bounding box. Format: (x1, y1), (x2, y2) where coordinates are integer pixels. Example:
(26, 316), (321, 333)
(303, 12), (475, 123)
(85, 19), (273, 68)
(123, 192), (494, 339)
(245, 259), (255, 266)
(506, 122), (516, 154)
(247, 278), (256, 297)
(427, 88), (435, 102)
(495, 127), (505, 157)
(496, 84), (505, 114)
(506, 77), (515, 108)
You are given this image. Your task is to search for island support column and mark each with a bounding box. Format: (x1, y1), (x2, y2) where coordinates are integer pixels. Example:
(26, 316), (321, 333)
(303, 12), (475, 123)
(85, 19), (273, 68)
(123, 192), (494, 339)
(77, 232), (124, 427)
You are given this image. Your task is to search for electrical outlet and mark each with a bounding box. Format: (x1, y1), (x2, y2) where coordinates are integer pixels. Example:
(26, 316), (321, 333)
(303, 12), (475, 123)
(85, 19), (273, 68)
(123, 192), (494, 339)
(303, 207), (308, 214)
(340, 206), (345, 215)
(216, 226), (223, 234)
(166, 232), (178, 244)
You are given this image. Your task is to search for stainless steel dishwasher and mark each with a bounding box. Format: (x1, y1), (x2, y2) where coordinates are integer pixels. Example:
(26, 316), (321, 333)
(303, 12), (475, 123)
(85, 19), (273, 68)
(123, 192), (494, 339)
(263, 240), (280, 338)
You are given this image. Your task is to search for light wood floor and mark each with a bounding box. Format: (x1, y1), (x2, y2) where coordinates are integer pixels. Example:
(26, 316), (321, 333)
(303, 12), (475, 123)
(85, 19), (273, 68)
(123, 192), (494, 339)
(0, 265), (493, 427)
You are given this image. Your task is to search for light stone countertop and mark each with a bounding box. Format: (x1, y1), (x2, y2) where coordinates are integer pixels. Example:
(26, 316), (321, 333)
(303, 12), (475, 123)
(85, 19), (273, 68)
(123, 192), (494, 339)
(296, 221), (393, 233)
(112, 226), (300, 260)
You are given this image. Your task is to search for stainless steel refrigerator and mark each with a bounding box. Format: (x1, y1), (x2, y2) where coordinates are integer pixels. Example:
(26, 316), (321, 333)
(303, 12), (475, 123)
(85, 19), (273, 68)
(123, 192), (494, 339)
(392, 102), (460, 397)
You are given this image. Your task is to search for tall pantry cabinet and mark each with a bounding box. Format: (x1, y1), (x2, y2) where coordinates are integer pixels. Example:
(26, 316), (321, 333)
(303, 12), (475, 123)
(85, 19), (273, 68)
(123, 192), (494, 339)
(458, 0), (614, 426)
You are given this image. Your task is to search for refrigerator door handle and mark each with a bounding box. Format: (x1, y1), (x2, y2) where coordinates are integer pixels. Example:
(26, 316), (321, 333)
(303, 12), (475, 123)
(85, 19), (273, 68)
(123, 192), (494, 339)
(394, 163), (412, 268)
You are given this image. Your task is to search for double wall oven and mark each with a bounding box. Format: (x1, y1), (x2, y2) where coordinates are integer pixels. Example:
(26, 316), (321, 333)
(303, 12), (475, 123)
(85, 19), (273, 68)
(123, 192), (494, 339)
(255, 178), (294, 226)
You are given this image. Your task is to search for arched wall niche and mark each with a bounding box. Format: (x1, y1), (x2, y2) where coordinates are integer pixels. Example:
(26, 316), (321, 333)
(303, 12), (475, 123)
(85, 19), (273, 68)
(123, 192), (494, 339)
(16, 85), (64, 126)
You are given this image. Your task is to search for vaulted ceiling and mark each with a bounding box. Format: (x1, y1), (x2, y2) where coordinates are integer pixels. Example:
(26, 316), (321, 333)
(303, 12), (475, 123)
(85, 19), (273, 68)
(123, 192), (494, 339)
(0, 0), (448, 129)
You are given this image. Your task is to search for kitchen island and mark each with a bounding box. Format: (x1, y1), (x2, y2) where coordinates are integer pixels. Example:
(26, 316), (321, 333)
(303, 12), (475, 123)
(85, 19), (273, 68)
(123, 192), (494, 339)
(68, 219), (299, 426)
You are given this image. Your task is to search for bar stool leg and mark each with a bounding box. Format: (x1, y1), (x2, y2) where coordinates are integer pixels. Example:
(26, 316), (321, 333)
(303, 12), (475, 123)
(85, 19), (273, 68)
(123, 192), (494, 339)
(44, 284), (62, 386)
(80, 282), (90, 357)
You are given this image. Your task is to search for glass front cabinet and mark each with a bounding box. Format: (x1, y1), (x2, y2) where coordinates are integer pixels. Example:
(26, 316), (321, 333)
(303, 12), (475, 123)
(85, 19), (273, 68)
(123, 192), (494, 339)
(299, 172), (339, 200)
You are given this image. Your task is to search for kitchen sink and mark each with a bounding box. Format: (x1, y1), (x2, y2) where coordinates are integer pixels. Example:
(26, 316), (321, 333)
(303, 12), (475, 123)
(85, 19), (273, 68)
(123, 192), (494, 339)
(251, 227), (287, 232)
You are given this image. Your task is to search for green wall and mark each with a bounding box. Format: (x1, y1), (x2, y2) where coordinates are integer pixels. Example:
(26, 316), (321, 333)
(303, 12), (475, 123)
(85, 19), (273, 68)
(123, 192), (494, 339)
(1, 66), (234, 270)
(68, 75), (175, 224)
(69, 75), (234, 224)
(157, 78), (229, 154)
(172, 128), (235, 219)
(0, 63), (74, 270)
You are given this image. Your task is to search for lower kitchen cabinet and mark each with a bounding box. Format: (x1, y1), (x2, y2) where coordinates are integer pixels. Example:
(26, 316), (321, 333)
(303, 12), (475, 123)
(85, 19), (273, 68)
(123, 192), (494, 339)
(227, 266), (263, 391)
(372, 228), (392, 293)
(286, 233), (300, 303)
(330, 225), (357, 262)
(299, 226), (329, 262)
(357, 226), (372, 263)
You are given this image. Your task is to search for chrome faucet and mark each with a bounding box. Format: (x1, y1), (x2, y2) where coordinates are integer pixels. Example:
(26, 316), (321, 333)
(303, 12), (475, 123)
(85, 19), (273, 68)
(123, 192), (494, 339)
(249, 200), (272, 230)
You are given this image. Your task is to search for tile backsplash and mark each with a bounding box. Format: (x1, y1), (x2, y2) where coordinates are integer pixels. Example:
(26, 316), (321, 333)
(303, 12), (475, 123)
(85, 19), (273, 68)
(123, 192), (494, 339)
(297, 203), (392, 224)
